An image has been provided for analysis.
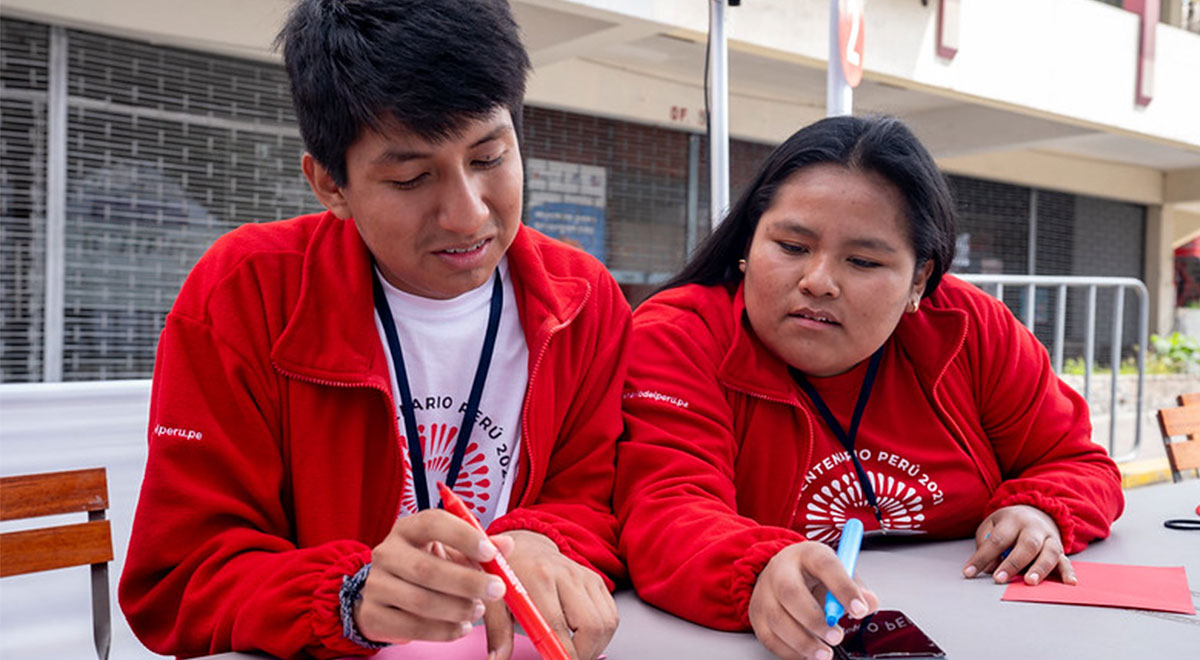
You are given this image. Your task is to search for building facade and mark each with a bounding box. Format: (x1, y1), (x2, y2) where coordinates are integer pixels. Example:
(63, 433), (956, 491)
(1, 0), (1198, 383)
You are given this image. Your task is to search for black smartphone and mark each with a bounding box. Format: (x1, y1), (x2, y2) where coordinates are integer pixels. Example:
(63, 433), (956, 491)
(833, 610), (946, 659)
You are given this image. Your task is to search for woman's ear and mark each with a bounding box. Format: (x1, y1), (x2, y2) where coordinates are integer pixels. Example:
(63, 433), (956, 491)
(912, 259), (935, 300)
(301, 153), (353, 219)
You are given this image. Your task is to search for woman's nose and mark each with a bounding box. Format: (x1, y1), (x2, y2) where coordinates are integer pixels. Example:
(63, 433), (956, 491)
(799, 256), (839, 298)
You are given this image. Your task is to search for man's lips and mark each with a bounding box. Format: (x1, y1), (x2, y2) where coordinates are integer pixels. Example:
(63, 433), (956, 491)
(435, 238), (490, 255)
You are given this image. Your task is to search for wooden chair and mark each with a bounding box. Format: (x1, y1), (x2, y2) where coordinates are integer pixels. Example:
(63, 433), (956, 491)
(1157, 394), (1200, 483)
(0, 468), (113, 660)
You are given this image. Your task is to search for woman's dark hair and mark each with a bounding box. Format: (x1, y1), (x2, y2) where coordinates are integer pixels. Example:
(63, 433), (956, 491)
(661, 115), (957, 298)
(277, 0), (531, 186)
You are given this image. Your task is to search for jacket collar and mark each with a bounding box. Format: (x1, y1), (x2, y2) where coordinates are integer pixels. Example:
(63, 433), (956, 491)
(716, 279), (969, 401)
(271, 216), (588, 386)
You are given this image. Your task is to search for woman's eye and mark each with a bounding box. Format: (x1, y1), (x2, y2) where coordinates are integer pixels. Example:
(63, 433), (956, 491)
(849, 257), (882, 268)
(778, 242), (807, 255)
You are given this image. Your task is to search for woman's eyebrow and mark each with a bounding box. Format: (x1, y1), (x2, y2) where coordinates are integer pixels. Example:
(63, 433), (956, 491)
(772, 221), (898, 253)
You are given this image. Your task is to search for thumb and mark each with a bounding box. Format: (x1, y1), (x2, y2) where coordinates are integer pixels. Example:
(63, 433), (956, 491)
(484, 598), (514, 660)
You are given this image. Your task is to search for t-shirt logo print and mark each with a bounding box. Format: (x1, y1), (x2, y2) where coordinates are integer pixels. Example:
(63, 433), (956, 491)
(399, 423), (493, 516)
(804, 471), (926, 543)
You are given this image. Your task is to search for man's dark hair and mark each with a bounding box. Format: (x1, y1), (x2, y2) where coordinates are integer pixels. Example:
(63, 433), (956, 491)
(277, 0), (532, 186)
(662, 115), (958, 298)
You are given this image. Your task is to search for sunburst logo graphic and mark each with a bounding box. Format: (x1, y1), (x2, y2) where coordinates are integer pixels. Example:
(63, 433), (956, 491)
(803, 471), (926, 543)
(399, 423), (493, 516)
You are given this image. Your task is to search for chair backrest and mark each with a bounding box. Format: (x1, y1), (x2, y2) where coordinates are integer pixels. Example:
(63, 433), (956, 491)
(1178, 392), (1200, 408)
(0, 468), (113, 660)
(1157, 401), (1200, 483)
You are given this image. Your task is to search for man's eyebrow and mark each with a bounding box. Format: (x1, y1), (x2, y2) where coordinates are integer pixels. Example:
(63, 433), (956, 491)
(371, 149), (426, 166)
(774, 221), (899, 253)
(470, 124), (511, 148)
(369, 125), (512, 166)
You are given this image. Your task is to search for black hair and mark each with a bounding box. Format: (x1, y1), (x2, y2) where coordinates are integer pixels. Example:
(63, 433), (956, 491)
(277, 0), (532, 186)
(661, 115), (957, 298)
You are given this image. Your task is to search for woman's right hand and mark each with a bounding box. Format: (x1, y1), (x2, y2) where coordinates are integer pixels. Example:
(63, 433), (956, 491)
(748, 541), (879, 660)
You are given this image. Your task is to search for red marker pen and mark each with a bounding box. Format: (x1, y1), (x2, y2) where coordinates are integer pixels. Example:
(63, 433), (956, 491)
(436, 482), (572, 660)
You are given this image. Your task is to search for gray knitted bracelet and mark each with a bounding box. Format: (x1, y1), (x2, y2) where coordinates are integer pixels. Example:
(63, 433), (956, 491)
(340, 563), (389, 650)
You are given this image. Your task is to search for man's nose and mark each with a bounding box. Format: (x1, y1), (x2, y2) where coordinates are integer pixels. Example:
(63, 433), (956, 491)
(436, 168), (489, 234)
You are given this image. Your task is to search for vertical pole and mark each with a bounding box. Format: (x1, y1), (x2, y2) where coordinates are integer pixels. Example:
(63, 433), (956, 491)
(1053, 283), (1066, 374)
(1134, 285), (1148, 458)
(686, 133), (701, 257)
(827, 0), (852, 116)
(44, 26), (68, 382)
(1024, 189), (1037, 331)
(708, 0), (730, 228)
(1084, 286), (1096, 402)
(1108, 287), (1125, 456)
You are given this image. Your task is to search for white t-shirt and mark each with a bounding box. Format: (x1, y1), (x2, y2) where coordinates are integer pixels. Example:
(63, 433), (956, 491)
(374, 257), (529, 527)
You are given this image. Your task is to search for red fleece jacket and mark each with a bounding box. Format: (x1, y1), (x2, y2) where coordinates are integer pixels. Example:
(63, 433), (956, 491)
(119, 213), (630, 658)
(615, 275), (1123, 631)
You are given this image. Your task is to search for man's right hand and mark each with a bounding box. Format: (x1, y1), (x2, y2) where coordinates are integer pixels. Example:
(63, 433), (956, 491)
(353, 508), (514, 644)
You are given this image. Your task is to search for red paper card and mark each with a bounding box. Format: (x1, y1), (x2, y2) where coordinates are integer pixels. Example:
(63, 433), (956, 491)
(1002, 561), (1195, 615)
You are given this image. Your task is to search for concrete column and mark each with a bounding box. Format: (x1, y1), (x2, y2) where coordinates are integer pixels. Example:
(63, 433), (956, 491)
(1144, 205), (1174, 337)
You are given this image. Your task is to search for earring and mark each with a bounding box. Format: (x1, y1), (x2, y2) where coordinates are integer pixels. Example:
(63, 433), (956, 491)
(738, 258), (747, 273)
(910, 299), (920, 313)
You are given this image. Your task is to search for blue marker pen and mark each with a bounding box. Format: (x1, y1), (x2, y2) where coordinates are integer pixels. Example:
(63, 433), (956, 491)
(824, 517), (865, 627)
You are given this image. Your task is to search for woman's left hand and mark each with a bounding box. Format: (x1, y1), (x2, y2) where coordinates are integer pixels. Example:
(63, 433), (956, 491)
(962, 505), (1076, 586)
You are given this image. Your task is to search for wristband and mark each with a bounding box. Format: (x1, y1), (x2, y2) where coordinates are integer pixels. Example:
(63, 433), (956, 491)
(339, 563), (389, 650)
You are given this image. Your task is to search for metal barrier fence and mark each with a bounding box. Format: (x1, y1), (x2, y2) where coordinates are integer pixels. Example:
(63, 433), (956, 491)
(957, 274), (1148, 462)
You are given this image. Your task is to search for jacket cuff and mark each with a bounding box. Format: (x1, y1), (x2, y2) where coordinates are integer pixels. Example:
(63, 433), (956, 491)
(487, 512), (614, 591)
(986, 488), (1078, 553)
(311, 548), (377, 657)
(729, 537), (802, 630)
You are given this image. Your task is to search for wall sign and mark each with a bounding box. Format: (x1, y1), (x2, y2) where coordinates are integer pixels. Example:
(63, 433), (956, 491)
(838, 0), (865, 88)
(525, 158), (607, 262)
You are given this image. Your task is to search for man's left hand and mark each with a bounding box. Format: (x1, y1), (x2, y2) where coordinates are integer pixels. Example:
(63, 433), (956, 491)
(483, 530), (617, 660)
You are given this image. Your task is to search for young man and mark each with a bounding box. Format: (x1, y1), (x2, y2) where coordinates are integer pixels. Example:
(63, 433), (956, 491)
(118, 2), (628, 658)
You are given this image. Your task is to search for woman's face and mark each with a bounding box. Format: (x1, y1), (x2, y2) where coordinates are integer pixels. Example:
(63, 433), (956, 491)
(742, 164), (932, 377)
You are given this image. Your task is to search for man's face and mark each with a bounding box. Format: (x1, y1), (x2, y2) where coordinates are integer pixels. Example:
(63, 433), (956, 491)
(305, 107), (523, 299)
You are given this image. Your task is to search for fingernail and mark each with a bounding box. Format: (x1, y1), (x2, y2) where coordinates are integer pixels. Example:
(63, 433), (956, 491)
(486, 577), (506, 599)
(460, 622), (473, 637)
(478, 539), (498, 561)
(824, 627), (842, 645)
(849, 599), (868, 617)
(472, 600), (486, 620)
(1027, 572), (1039, 584)
(963, 565), (977, 578)
(994, 571), (1008, 583)
(815, 648), (833, 660)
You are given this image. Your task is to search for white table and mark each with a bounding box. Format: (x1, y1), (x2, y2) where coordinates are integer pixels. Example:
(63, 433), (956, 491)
(607, 479), (1200, 658)
(202, 480), (1200, 659)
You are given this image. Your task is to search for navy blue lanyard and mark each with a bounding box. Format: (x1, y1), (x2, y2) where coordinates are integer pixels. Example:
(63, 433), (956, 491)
(792, 346), (886, 527)
(371, 269), (503, 511)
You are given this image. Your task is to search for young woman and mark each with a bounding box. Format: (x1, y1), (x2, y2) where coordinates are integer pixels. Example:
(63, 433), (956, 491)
(615, 115), (1123, 660)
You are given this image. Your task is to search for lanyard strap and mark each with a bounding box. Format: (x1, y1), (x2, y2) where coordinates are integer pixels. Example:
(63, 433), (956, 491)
(792, 346), (886, 525)
(371, 269), (504, 511)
